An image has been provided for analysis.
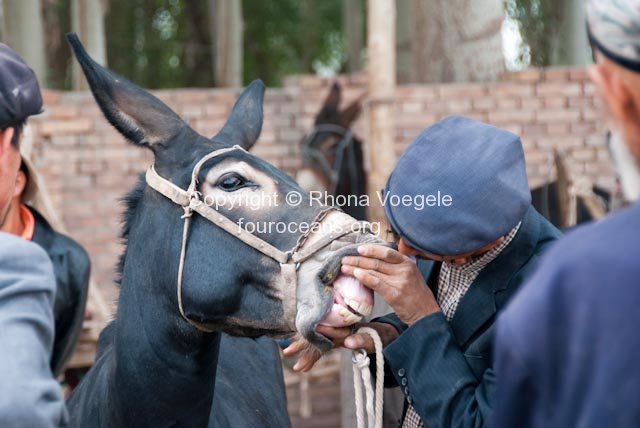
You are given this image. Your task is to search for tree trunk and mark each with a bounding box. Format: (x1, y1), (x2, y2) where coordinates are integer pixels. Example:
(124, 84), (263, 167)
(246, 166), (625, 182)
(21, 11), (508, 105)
(71, 0), (107, 90)
(2, 0), (47, 86)
(211, 0), (243, 88)
(410, 0), (504, 83)
(550, 0), (590, 66)
(396, 0), (413, 83)
(343, 0), (364, 73)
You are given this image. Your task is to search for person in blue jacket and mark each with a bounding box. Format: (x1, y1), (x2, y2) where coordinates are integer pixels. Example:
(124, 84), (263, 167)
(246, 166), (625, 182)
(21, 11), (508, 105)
(286, 116), (561, 427)
(492, 1), (640, 427)
(0, 234), (69, 427)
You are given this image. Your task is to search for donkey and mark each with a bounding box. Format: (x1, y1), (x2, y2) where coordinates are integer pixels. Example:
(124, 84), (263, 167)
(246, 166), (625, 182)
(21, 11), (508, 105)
(296, 83), (368, 220)
(66, 35), (379, 428)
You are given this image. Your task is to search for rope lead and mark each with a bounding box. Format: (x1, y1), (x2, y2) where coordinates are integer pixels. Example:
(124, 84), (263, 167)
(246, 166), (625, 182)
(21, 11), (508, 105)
(352, 327), (384, 428)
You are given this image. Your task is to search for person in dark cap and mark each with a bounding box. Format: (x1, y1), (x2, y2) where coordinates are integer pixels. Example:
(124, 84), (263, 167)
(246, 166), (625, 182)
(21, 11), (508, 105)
(286, 116), (561, 427)
(492, 2), (640, 427)
(0, 44), (69, 426)
(0, 42), (90, 377)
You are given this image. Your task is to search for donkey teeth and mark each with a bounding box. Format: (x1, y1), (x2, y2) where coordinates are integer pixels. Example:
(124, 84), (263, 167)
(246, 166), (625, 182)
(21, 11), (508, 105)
(339, 308), (363, 324)
(359, 303), (373, 316)
(345, 299), (373, 317)
(345, 299), (362, 314)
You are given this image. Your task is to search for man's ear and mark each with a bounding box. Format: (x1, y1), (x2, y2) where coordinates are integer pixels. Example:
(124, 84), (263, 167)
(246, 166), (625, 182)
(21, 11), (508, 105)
(590, 63), (633, 123)
(13, 170), (26, 199)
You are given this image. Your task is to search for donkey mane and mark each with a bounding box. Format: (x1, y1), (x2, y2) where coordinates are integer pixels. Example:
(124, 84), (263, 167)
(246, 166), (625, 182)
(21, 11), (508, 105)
(114, 175), (146, 288)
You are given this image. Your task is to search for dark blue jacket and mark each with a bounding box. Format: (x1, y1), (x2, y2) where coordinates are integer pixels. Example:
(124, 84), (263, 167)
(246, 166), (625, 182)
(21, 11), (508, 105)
(376, 206), (561, 427)
(31, 207), (90, 376)
(493, 202), (640, 428)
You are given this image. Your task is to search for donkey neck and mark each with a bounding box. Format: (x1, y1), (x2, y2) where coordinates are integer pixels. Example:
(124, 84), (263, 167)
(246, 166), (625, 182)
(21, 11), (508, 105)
(110, 247), (221, 427)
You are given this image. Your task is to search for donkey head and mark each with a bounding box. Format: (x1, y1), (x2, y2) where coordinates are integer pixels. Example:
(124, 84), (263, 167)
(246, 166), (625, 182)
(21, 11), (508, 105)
(69, 35), (381, 352)
(297, 83), (368, 220)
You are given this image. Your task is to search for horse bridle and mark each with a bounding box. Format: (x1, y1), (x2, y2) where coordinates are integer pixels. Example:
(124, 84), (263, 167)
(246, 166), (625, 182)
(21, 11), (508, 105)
(302, 124), (359, 195)
(145, 145), (372, 333)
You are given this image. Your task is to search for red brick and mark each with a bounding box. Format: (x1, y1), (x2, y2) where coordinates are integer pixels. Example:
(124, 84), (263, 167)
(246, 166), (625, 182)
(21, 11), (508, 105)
(40, 118), (93, 136)
(489, 110), (534, 123)
(536, 109), (581, 123)
(32, 68), (610, 306)
(537, 82), (582, 97)
(511, 68), (543, 83)
(543, 68), (570, 81)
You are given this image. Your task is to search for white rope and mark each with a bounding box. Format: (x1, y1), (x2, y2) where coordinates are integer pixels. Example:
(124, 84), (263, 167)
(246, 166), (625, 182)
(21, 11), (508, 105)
(352, 327), (384, 428)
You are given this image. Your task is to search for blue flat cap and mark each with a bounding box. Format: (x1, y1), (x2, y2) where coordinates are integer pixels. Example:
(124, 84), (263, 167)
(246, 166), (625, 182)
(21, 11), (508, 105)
(384, 116), (531, 256)
(0, 43), (43, 128)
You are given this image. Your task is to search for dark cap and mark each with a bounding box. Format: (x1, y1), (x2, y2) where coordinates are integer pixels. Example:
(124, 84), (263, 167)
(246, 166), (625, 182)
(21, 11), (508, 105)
(0, 43), (43, 128)
(384, 116), (531, 256)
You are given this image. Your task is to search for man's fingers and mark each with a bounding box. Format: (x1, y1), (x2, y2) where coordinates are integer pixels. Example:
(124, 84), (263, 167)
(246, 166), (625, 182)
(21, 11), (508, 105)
(316, 325), (353, 345)
(352, 267), (391, 292)
(343, 333), (375, 353)
(357, 244), (405, 264)
(341, 255), (395, 274)
(341, 265), (355, 276)
(282, 339), (307, 356)
(292, 352), (322, 372)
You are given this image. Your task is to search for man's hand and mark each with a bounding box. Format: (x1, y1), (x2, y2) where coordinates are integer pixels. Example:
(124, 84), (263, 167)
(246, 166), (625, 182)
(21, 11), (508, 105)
(341, 244), (441, 325)
(282, 322), (399, 372)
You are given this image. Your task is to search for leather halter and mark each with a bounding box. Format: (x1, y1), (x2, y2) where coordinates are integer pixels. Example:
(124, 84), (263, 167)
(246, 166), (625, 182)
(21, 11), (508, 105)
(302, 124), (358, 195)
(145, 145), (371, 333)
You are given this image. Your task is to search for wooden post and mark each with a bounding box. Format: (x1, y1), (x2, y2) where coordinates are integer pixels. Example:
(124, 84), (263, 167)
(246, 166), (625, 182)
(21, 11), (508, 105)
(342, 2), (399, 427)
(343, 0), (364, 73)
(71, 0), (107, 90)
(366, 0), (396, 226)
(1, 0), (47, 85)
(210, 0), (243, 88)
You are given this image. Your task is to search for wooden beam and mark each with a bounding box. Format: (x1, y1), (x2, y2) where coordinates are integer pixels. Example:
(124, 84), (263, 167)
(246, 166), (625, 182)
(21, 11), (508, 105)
(343, 0), (364, 73)
(1, 0), (47, 85)
(71, 0), (107, 90)
(365, 0), (396, 226)
(211, 0), (243, 88)
(340, 3), (399, 427)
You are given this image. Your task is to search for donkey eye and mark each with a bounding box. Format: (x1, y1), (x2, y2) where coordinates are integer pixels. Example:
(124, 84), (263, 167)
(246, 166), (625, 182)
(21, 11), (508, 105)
(216, 173), (247, 191)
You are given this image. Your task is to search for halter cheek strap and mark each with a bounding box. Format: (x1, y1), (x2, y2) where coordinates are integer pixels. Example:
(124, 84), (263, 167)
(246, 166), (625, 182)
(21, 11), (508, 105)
(145, 145), (372, 333)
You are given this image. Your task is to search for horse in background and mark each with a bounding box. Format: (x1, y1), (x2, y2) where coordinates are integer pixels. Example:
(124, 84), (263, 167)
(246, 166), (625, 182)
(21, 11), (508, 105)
(296, 83), (368, 220)
(297, 85), (616, 230)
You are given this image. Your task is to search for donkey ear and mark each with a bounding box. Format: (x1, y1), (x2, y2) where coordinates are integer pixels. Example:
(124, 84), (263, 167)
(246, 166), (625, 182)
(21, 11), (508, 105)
(213, 80), (265, 150)
(324, 82), (341, 109)
(315, 82), (341, 125)
(67, 33), (185, 150)
(339, 94), (364, 128)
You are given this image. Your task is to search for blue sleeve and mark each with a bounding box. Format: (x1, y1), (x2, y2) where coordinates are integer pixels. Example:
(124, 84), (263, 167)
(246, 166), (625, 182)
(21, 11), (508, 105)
(491, 246), (565, 428)
(492, 315), (536, 428)
(384, 312), (494, 428)
(370, 312), (408, 388)
(0, 234), (69, 427)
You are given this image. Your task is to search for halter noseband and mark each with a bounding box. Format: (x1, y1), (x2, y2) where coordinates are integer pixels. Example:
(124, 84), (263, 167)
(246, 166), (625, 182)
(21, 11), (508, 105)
(145, 145), (371, 333)
(302, 124), (356, 195)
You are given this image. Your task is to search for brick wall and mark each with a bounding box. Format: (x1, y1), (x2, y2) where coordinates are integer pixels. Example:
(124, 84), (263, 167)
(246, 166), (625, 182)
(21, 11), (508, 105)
(26, 67), (613, 300)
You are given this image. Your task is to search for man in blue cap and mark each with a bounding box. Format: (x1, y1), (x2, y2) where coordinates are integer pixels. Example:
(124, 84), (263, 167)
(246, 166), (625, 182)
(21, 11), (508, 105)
(492, 2), (640, 427)
(288, 115), (561, 427)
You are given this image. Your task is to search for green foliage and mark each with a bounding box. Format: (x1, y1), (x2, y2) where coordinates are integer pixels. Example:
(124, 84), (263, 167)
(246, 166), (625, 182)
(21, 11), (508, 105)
(242, 0), (344, 86)
(103, 0), (344, 88)
(505, 0), (562, 67)
(106, 0), (214, 89)
(40, 0), (348, 89)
